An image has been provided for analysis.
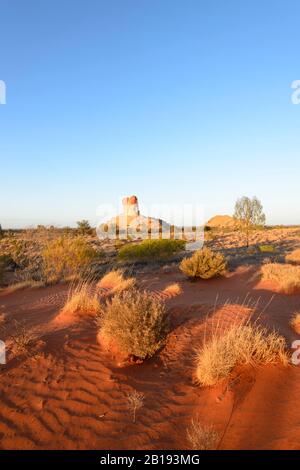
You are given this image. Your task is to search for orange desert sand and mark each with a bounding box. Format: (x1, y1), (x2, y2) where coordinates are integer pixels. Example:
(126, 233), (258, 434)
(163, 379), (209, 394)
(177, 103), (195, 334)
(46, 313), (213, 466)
(0, 225), (300, 450)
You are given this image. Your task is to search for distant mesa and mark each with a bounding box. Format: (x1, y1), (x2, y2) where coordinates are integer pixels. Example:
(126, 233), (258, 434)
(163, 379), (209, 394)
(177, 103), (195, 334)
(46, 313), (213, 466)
(122, 195), (140, 221)
(98, 195), (171, 240)
(206, 215), (235, 228)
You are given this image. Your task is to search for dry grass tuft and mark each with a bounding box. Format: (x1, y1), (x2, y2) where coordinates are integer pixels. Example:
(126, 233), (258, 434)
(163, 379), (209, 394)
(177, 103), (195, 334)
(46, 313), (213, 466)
(99, 288), (169, 360)
(261, 263), (300, 293)
(162, 282), (182, 296)
(97, 269), (135, 294)
(286, 249), (300, 264)
(196, 323), (288, 387)
(61, 281), (101, 316)
(127, 390), (145, 423)
(290, 312), (300, 334)
(8, 320), (36, 357)
(187, 418), (219, 450)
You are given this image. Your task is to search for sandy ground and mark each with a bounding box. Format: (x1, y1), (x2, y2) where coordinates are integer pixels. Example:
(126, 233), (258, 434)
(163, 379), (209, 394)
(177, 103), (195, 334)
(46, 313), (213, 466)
(0, 262), (300, 450)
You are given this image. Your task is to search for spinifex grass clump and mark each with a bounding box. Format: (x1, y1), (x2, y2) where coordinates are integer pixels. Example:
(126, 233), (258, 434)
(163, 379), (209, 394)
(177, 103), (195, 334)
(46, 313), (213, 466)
(61, 280), (101, 316)
(97, 269), (135, 294)
(195, 323), (288, 387)
(99, 288), (169, 359)
(186, 418), (219, 450)
(42, 236), (101, 282)
(261, 263), (300, 293)
(180, 248), (227, 280)
(286, 249), (300, 264)
(118, 239), (185, 262)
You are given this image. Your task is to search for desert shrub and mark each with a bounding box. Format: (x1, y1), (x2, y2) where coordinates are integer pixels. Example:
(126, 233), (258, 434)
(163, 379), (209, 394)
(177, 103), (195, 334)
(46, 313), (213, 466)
(290, 312), (300, 334)
(61, 281), (101, 316)
(261, 263), (300, 293)
(187, 418), (219, 450)
(76, 219), (93, 236)
(118, 239), (185, 262)
(195, 323), (288, 387)
(99, 289), (169, 359)
(180, 248), (227, 280)
(97, 269), (135, 294)
(2, 239), (29, 267)
(286, 249), (300, 264)
(42, 236), (101, 282)
(259, 244), (275, 253)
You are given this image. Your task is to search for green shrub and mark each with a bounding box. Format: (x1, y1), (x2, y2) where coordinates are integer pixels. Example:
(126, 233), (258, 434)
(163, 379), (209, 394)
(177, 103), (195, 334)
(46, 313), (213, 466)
(259, 245), (275, 253)
(76, 219), (93, 236)
(42, 236), (101, 282)
(180, 248), (227, 280)
(118, 239), (185, 262)
(99, 289), (169, 359)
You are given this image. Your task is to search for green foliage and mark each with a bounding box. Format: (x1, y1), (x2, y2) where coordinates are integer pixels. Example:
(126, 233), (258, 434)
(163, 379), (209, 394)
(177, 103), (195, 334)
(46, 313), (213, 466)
(42, 236), (101, 282)
(259, 244), (275, 253)
(118, 239), (186, 262)
(99, 288), (169, 359)
(233, 196), (266, 247)
(76, 220), (93, 236)
(180, 248), (227, 280)
(0, 224), (4, 240)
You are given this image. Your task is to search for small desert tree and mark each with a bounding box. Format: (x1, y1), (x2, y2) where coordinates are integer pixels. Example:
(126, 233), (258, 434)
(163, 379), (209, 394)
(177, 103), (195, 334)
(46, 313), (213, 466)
(0, 224), (4, 239)
(233, 196), (266, 247)
(76, 219), (93, 236)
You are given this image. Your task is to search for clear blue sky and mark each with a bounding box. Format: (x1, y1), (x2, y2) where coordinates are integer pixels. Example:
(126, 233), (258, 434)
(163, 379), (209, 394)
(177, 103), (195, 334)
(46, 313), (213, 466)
(1, 0), (300, 228)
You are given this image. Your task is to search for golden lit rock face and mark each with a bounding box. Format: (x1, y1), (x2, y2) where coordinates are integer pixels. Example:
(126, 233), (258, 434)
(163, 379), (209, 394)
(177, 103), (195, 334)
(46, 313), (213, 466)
(122, 195), (140, 220)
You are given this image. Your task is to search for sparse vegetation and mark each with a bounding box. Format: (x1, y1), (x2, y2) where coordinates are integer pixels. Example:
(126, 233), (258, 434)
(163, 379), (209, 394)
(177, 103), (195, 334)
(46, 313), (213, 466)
(180, 248), (227, 280)
(286, 249), (300, 264)
(234, 196), (266, 247)
(61, 281), (101, 316)
(97, 269), (135, 294)
(162, 282), (182, 296)
(99, 288), (169, 359)
(127, 390), (145, 423)
(42, 236), (101, 282)
(8, 320), (36, 357)
(187, 418), (219, 450)
(118, 239), (185, 262)
(76, 220), (93, 236)
(261, 263), (300, 293)
(195, 323), (288, 387)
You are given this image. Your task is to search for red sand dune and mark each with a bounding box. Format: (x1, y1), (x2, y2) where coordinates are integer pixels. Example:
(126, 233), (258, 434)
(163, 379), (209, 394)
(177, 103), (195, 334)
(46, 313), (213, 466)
(0, 266), (300, 449)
